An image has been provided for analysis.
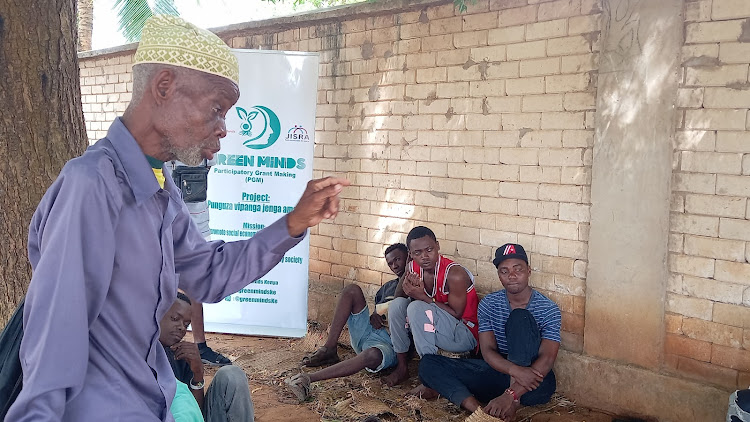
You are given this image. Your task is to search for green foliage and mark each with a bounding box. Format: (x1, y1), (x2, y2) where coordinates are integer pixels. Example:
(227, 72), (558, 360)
(261, 0), (367, 7)
(113, 0), (180, 42)
(454, 0), (476, 13)
(113, 0), (477, 43)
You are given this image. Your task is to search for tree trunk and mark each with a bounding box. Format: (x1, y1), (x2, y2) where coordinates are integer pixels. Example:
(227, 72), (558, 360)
(0, 0), (87, 326)
(77, 0), (94, 51)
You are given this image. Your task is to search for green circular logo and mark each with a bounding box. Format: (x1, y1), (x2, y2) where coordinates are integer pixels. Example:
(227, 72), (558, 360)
(236, 106), (281, 150)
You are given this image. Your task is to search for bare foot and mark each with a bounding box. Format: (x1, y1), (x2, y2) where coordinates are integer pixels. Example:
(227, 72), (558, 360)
(405, 384), (439, 400)
(301, 346), (339, 367)
(382, 365), (409, 387)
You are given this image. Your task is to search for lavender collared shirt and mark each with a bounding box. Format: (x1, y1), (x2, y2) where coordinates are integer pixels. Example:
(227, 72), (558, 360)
(6, 118), (304, 421)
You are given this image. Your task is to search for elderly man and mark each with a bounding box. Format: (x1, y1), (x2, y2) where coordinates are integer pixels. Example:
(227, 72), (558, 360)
(6, 15), (346, 422)
(418, 244), (560, 421)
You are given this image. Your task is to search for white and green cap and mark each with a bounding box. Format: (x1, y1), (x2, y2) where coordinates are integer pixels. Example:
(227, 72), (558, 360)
(134, 15), (239, 85)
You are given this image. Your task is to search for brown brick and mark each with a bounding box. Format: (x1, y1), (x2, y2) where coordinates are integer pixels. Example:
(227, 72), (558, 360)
(488, 25), (526, 45)
(430, 16), (463, 35)
(454, 30), (489, 48)
(666, 313), (684, 334)
(714, 303), (750, 328)
(507, 41), (547, 60)
(712, 0), (750, 20)
(720, 42), (750, 64)
(685, 19), (746, 43)
(685, 194), (745, 218)
(685, 109), (747, 130)
(676, 356), (738, 388)
(546, 73), (590, 93)
(672, 173), (716, 195)
(537, 0), (581, 21)
(670, 213), (719, 236)
(547, 35), (592, 56)
(684, 234), (745, 262)
(717, 175), (750, 197)
(526, 19), (567, 40)
(561, 311), (584, 334)
(719, 218), (750, 241)
(713, 344), (750, 372)
(683, 317), (743, 348)
(665, 334), (712, 362)
(682, 276), (744, 305)
(518, 200), (559, 219)
(498, 5), (538, 27)
(666, 293), (713, 320)
(715, 260), (750, 286)
(520, 57), (561, 77)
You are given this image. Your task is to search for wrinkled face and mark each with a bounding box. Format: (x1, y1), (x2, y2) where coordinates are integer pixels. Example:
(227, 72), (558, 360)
(408, 236), (440, 271)
(159, 299), (192, 348)
(385, 249), (408, 277)
(497, 258), (531, 295)
(158, 71), (240, 165)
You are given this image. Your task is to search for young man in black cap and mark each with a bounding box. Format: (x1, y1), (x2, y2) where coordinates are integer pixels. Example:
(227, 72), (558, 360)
(417, 243), (561, 421)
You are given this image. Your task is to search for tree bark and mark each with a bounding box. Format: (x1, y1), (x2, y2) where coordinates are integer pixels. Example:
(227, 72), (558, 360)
(0, 0), (87, 325)
(77, 0), (94, 51)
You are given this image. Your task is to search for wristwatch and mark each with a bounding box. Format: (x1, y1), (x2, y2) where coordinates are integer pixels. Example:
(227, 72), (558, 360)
(189, 378), (205, 390)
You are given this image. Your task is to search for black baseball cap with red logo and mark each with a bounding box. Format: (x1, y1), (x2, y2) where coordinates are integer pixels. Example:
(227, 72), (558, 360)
(492, 243), (528, 268)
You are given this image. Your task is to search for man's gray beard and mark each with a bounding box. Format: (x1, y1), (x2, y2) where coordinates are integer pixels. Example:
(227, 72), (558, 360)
(168, 144), (203, 166)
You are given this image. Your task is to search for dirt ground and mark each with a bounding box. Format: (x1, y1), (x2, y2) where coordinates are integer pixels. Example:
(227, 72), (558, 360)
(190, 328), (623, 422)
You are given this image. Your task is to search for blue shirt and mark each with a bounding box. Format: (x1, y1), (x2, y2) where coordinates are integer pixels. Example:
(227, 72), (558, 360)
(478, 290), (561, 355)
(7, 118), (304, 422)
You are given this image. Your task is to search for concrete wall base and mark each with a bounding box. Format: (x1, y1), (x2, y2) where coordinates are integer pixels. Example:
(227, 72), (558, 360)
(555, 350), (732, 422)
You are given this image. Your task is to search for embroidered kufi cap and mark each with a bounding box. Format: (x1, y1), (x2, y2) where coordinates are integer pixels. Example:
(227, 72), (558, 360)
(134, 15), (239, 84)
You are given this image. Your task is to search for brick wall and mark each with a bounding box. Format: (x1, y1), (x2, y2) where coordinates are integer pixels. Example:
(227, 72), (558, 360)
(297, 0), (599, 355)
(668, 0), (750, 390)
(79, 56), (132, 138)
(77, 0), (750, 396)
(79, 0), (598, 356)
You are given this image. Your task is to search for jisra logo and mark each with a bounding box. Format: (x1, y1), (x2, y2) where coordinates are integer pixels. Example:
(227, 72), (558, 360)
(285, 125), (310, 142)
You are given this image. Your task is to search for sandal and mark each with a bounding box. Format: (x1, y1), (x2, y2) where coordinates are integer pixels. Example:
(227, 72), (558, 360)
(285, 372), (311, 402)
(301, 346), (340, 367)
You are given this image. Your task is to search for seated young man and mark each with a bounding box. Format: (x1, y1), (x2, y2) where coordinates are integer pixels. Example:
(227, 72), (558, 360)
(418, 243), (560, 421)
(285, 243), (409, 401)
(160, 293), (254, 422)
(384, 226), (479, 388)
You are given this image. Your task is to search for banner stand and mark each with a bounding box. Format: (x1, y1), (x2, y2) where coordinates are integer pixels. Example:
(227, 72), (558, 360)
(202, 49), (319, 338)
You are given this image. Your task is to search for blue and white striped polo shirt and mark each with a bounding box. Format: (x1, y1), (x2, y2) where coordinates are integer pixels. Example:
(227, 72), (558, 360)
(478, 289), (561, 355)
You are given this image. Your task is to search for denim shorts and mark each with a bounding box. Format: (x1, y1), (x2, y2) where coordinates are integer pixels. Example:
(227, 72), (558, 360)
(348, 306), (397, 373)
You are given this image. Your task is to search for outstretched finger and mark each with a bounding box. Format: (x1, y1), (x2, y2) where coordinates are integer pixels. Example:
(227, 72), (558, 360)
(310, 183), (344, 202)
(309, 176), (350, 192)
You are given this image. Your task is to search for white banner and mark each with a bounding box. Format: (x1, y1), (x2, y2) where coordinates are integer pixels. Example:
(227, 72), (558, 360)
(202, 49), (318, 338)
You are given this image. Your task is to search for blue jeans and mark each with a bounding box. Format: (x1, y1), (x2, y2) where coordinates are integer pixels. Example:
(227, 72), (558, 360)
(418, 308), (556, 407)
(205, 366), (254, 422)
(347, 306), (397, 372)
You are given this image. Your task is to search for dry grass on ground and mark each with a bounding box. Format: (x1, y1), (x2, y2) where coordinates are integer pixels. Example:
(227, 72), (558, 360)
(198, 325), (615, 422)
